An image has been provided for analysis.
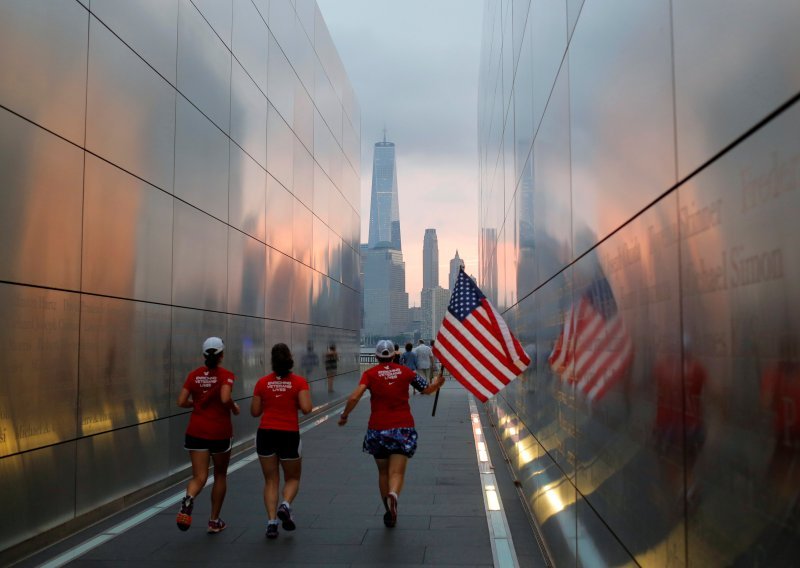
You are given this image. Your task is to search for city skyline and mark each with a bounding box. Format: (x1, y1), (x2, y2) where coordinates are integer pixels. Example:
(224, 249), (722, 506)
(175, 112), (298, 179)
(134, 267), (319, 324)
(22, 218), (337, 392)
(317, 0), (482, 305)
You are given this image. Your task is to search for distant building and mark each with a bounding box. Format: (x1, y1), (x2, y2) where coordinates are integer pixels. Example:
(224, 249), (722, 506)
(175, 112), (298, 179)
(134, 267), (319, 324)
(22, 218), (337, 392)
(449, 250), (465, 290)
(367, 134), (401, 250)
(422, 229), (439, 289)
(421, 286), (451, 341)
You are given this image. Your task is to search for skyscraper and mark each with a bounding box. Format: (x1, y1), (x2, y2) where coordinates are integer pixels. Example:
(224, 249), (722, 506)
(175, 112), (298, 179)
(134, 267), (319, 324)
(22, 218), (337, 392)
(422, 228), (439, 289)
(449, 250), (465, 290)
(362, 133), (408, 338)
(367, 133), (401, 250)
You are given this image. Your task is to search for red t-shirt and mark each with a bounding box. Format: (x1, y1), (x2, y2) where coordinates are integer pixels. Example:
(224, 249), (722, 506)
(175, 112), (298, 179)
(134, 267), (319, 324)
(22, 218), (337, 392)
(183, 366), (236, 439)
(360, 363), (421, 430)
(253, 372), (310, 431)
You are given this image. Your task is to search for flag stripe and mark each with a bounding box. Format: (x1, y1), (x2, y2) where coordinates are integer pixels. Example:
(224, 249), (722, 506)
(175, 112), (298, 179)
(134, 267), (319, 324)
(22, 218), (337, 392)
(437, 331), (508, 393)
(449, 313), (522, 379)
(438, 322), (511, 388)
(484, 299), (515, 361)
(434, 342), (493, 402)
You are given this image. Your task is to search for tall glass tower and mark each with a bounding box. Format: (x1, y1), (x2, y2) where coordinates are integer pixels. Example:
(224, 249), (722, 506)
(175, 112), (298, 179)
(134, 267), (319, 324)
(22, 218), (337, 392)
(367, 134), (401, 250)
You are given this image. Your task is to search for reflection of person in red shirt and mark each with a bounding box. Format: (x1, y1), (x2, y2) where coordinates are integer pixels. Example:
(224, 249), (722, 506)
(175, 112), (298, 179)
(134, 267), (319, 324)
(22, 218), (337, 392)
(759, 335), (800, 510)
(176, 337), (240, 534)
(652, 337), (708, 500)
(251, 343), (312, 539)
(338, 340), (444, 528)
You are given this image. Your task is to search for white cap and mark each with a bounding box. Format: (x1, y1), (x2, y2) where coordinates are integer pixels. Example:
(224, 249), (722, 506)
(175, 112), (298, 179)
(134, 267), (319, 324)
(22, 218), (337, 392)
(375, 339), (394, 358)
(202, 336), (225, 355)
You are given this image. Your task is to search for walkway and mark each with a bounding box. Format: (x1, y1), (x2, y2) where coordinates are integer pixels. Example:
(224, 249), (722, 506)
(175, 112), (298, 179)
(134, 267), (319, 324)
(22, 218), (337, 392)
(18, 384), (547, 567)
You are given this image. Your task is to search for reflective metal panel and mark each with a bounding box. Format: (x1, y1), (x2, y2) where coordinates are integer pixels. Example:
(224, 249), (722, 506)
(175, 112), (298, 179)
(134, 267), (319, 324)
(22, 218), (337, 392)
(329, 234), (342, 284)
(82, 155), (173, 303)
(574, 194), (683, 566)
(227, 228), (266, 318)
(177, 0), (231, 132)
(269, 0), (295, 67)
(294, 76), (314, 152)
(75, 419), (170, 515)
(315, 58), (342, 144)
(0, 443), (76, 551)
(293, 139), (314, 209)
(292, 261), (312, 324)
(0, 109), (83, 290)
(680, 101), (800, 566)
(0, 0), (88, 145)
(295, 0), (315, 40)
(293, 323), (321, 382)
(569, 0), (675, 256)
(313, 162), (331, 225)
(267, 104), (295, 191)
(172, 201), (228, 311)
(86, 15), (176, 192)
(265, 173), (294, 256)
(170, 307), (228, 398)
(265, 247), (294, 321)
(91, 0), (178, 85)
(226, 313), (266, 397)
(267, 31), (295, 126)
(530, 0), (567, 132)
(532, 63), (572, 287)
(231, 0), (268, 93)
(230, 60), (267, 169)
(673, 1), (800, 178)
(0, 285), (79, 457)
(174, 95), (229, 220)
(191, 0), (232, 48)
(313, 216), (329, 275)
(229, 143), (267, 242)
(292, 199), (313, 266)
(79, 296), (172, 435)
(264, 319), (293, 372)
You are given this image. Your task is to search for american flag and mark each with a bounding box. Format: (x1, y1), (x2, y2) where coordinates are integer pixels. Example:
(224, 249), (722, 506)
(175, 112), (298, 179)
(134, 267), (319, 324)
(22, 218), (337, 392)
(548, 272), (633, 402)
(433, 269), (531, 402)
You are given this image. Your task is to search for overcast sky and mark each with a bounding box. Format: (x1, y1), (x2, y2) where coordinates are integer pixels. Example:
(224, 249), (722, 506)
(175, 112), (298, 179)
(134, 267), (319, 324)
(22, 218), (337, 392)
(317, 0), (484, 305)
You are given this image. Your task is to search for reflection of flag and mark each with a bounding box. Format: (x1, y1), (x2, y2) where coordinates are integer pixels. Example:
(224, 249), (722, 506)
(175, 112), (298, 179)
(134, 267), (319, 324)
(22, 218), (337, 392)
(433, 269), (530, 402)
(548, 272), (633, 402)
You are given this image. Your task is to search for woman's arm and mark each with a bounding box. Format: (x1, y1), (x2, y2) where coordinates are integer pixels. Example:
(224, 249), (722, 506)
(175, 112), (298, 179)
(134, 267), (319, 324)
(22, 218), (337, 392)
(177, 387), (193, 408)
(338, 384), (368, 425)
(298, 390), (312, 415)
(250, 394), (263, 417)
(421, 370), (445, 395)
(219, 384), (240, 415)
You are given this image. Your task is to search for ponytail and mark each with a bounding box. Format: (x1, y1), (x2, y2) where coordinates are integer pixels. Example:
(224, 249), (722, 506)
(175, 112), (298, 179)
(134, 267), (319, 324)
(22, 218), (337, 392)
(205, 352), (222, 369)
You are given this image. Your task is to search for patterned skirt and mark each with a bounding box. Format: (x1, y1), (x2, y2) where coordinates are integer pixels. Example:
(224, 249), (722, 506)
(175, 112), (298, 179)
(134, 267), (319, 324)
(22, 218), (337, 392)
(362, 428), (418, 458)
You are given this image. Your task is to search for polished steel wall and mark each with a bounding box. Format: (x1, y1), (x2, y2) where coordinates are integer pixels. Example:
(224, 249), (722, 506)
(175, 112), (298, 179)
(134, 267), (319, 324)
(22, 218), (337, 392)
(478, 0), (800, 565)
(0, 0), (361, 553)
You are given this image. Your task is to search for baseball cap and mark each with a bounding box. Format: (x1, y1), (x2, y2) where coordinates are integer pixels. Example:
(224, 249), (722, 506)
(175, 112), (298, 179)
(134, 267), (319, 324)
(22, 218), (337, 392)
(375, 339), (394, 358)
(202, 336), (225, 355)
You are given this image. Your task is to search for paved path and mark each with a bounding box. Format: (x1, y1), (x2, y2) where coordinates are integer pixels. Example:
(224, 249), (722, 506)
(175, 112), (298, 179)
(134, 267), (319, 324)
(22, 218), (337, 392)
(20, 384), (546, 567)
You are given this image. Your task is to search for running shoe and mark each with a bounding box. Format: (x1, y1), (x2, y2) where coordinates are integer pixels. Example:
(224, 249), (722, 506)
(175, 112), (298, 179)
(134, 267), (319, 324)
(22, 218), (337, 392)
(176, 496), (194, 531)
(266, 523), (279, 539)
(207, 518), (226, 534)
(386, 492), (398, 527)
(277, 502), (296, 531)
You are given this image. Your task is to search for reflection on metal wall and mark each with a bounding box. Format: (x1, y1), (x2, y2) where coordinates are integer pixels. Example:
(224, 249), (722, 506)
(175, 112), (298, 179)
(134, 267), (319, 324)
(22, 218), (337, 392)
(478, 0), (800, 565)
(0, 0), (361, 554)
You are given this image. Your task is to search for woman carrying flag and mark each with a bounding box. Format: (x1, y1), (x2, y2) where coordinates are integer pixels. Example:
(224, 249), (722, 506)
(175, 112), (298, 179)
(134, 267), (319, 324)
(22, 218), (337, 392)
(338, 339), (444, 527)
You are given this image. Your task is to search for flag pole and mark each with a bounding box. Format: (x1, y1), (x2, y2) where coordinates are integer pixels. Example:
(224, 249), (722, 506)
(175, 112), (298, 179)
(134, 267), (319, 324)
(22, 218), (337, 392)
(431, 388), (440, 416)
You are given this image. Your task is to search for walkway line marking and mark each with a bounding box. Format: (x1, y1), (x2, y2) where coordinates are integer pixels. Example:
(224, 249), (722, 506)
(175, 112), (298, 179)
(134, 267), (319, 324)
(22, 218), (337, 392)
(38, 401), (349, 568)
(468, 396), (520, 568)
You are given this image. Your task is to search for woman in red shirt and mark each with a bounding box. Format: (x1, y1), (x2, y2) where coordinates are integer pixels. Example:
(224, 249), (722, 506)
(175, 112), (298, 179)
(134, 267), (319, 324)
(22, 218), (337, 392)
(338, 339), (444, 528)
(175, 337), (240, 534)
(251, 343), (313, 539)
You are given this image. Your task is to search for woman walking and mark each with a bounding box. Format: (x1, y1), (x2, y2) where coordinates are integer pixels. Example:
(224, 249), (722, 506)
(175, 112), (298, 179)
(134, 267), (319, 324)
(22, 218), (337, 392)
(176, 337), (240, 533)
(338, 339), (444, 527)
(251, 343), (313, 539)
(325, 343), (339, 393)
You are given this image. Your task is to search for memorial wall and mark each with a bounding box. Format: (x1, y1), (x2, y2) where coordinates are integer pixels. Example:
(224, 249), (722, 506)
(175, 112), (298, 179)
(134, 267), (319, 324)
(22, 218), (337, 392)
(478, 0), (800, 564)
(0, 0), (361, 553)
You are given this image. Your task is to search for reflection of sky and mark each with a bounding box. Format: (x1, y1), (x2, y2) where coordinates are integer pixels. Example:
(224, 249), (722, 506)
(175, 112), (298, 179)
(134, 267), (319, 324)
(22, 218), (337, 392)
(317, 0), (483, 304)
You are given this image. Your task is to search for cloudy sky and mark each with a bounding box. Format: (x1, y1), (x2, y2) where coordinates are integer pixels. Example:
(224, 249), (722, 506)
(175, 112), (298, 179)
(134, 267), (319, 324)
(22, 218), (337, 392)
(317, 0), (484, 305)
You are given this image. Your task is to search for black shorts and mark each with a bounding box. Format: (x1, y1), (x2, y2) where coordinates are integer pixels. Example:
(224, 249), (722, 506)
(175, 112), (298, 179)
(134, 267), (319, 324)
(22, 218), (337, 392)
(184, 435), (232, 454)
(256, 429), (302, 460)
